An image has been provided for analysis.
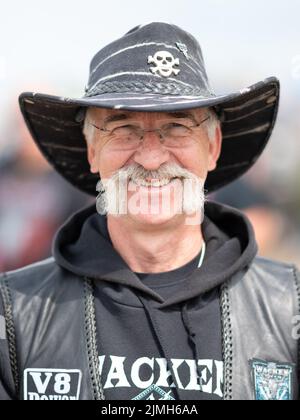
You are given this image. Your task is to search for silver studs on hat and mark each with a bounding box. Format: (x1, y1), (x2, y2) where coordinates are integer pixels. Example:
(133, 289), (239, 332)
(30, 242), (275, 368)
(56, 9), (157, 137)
(148, 51), (180, 78)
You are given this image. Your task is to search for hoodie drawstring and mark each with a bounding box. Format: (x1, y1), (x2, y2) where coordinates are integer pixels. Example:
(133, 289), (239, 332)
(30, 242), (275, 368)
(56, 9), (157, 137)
(181, 302), (203, 391)
(138, 295), (184, 400)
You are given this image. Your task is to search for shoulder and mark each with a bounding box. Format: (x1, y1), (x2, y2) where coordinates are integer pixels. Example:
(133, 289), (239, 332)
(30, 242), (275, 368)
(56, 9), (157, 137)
(243, 256), (300, 303)
(227, 256), (300, 319)
(251, 255), (299, 281)
(0, 257), (66, 295)
(228, 256), (299, 301)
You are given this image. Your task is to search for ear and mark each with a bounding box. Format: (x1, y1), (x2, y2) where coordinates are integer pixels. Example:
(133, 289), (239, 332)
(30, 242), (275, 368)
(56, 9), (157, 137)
(207, 125), (222, 172)
(87, 142), (99, 174)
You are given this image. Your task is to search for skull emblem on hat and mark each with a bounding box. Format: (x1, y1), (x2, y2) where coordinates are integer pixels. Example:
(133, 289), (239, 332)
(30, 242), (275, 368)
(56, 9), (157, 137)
(148, 51), (180, 78)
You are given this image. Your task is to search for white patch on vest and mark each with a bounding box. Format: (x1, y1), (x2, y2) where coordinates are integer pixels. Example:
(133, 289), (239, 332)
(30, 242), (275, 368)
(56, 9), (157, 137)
(23, 368), (82, 400)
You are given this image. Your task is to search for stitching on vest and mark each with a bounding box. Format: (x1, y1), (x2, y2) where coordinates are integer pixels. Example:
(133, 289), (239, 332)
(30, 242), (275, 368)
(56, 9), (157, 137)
(84, 277), (105, 400)
(292, 266), (300, 376)
(0, 274), (19, 397)
(220, 282), (233, 400)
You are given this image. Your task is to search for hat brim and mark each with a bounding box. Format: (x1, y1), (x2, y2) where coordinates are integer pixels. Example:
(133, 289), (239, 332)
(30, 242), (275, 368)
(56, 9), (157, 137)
(19, 76), (279, 196)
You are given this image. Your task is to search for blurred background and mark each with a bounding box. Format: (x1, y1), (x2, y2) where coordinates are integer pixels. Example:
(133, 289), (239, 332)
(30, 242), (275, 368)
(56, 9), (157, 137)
(0, 0), (299, 270)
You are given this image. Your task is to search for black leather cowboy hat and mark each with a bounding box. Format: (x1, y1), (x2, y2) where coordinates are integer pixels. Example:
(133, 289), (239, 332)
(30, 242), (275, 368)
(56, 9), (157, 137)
(19, 22), (279, 196)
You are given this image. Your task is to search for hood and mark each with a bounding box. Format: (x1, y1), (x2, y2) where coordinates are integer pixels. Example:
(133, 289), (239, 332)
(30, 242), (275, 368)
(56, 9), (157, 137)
(53, 199), (258, 308)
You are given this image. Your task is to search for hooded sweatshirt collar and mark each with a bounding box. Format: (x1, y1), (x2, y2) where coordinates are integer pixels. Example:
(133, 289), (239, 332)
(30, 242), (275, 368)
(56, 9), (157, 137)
(53, 200), (258, 307)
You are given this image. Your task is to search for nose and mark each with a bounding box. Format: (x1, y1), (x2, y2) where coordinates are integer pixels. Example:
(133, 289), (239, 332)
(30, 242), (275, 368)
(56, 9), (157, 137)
(133, 131), (170, 170)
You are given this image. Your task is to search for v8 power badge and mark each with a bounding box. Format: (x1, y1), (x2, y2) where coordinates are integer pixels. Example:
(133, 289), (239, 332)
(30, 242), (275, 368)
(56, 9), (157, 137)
(23, 369), (82, 400)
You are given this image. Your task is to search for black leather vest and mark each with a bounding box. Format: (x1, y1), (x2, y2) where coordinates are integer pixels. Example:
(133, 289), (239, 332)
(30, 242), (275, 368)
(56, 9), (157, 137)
(0, 256), (299, 400)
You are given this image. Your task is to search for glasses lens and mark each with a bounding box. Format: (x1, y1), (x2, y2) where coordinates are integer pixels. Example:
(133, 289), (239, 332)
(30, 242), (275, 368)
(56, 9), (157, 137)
(108, 125), (141, 150)
(162, 123), (193, 147)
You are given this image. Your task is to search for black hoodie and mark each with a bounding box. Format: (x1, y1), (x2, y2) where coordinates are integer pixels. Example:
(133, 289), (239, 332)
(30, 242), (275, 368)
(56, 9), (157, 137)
(0, 200), (258, 400)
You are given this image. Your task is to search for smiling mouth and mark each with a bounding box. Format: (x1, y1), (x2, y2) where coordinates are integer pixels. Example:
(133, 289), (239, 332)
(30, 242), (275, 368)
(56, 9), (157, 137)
(130, 177), (179, 187)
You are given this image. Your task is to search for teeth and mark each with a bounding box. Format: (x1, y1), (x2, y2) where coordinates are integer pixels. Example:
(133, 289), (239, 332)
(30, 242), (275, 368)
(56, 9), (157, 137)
(131, 178), (174, 187)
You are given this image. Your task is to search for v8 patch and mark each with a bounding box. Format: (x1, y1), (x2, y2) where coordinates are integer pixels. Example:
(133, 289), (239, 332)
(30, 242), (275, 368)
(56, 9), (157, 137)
(250, 359), (294, 400)
(23, 368), (82, 400)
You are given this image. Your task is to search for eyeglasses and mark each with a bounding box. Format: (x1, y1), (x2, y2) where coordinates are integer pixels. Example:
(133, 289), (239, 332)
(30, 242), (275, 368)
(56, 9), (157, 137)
(88, 115), (211, 151)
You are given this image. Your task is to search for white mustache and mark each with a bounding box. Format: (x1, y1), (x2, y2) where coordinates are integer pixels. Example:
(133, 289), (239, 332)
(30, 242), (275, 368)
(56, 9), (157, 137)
(96, 163), (202, 191)
(113, 162), (200, 184)
(96, 163), (206, 219)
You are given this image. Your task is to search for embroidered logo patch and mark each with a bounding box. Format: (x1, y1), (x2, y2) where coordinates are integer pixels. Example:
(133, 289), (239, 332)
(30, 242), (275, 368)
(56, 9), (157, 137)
(148, 51), (180, 78)
(132, 384), (175, 400)
(250, 359), (293, 400)
(23, 368), (82, 400)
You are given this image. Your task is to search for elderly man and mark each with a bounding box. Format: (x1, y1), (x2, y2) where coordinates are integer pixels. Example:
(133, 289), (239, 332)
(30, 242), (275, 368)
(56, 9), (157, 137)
(0, 22), (299, 401)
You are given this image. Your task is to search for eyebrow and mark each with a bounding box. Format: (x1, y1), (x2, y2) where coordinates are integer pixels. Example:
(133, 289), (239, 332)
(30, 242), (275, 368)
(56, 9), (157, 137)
(103, 114), (130, 125)
(103, 111), (198, 125)
(165, 112), (198, 123)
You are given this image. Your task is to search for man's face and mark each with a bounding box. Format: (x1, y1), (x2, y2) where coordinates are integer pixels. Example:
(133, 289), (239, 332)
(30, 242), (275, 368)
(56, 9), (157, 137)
(86, 107), (222, 226)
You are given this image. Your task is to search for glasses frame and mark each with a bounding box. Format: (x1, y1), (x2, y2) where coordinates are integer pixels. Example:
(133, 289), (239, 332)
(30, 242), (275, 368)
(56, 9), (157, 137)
(87, 114), (211, 147)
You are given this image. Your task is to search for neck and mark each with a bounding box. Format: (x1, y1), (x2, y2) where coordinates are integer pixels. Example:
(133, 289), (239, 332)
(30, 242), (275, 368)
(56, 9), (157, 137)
(107, 214), (204, 273)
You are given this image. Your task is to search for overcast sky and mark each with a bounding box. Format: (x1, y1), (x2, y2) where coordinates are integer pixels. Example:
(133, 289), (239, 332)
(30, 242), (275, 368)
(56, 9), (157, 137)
(0, 0), (299, 120)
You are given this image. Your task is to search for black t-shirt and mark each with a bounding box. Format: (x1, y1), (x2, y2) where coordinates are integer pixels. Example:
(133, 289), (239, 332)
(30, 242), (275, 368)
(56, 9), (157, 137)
(135, 250), (202, 300)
